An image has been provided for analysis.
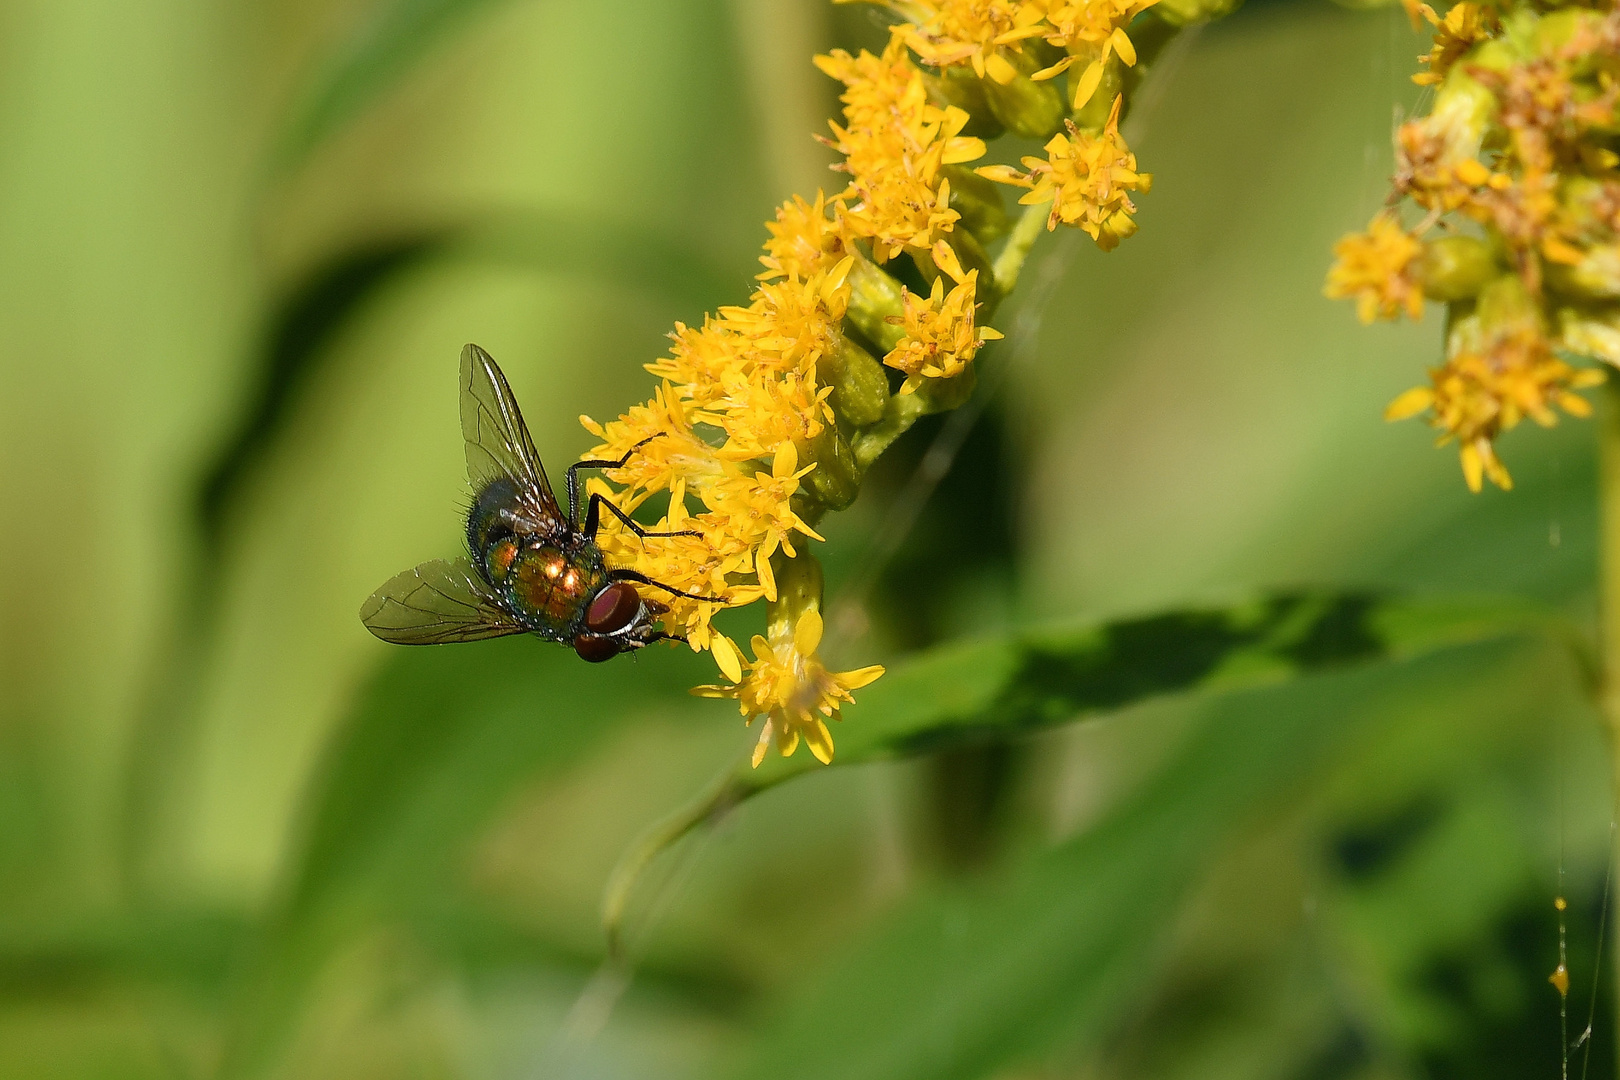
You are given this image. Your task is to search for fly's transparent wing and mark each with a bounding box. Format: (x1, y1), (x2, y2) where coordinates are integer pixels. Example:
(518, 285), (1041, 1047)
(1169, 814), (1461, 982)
(360, 559), (527, 644)
(459, 343), (563, 528)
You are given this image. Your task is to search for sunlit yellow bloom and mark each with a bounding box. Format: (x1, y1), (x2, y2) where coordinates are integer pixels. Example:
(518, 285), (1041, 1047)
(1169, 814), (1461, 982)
(1324, 214), (1426, 324)
(884, 264), (1004, 393)
(1386, 328), (1605, 491)
(816, 37), (987, 260)
(760, 192), (849, 282)
(1410, 2), (1494, 86)
(693, 610), (886, 767)
(893, 0), (1047, 83)
(977, 95), (1149, 248)
(1032, 0), (1159, 109)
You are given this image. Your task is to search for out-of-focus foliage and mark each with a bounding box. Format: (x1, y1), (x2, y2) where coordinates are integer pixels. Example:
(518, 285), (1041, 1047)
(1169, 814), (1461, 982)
(0, 1), (1612, 1079)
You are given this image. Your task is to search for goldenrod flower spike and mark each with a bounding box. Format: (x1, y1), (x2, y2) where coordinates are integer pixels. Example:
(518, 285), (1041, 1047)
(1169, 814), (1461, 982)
(1327, 1), (1613, 491)
(587, 0), (1197, 764)
(693, 609), (886, 768)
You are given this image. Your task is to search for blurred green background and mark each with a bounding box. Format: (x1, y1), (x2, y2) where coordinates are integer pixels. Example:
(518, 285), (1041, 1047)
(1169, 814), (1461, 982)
(0, 0), (1613, 1077)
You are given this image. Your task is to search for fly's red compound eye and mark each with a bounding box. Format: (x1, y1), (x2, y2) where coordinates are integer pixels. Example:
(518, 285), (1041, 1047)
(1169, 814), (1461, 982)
(573, 633), (620, 663)
(585, 582), (641, 634)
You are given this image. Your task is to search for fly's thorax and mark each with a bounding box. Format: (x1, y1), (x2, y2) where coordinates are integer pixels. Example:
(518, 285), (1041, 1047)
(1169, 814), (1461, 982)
(503, 537), (608, 634)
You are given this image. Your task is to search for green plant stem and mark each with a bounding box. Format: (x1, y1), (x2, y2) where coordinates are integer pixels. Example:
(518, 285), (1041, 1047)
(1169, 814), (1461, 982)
(992, 198), (1052, 297)
(1601, 378), (1620, 1069)
(601, 764), (756, 964)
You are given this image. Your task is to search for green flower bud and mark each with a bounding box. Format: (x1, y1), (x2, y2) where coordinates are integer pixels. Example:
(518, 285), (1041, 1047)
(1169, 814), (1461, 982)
(846, 255), (907, 353)
(803, 426), (861, 510)
(821, 333), (890, 429)
(1153, 0), (1242, 27)
(923, 67), (1004, 140)
(943, 165), (1012, 247)
(1547, 246), (1620, 301)
(1418, 235), (1499, 301)
(1557, 305), (1620, 365)
(1475, 273), (1542, 335)
(984, 65), (1067, 140)
(913, 365), (976, 415)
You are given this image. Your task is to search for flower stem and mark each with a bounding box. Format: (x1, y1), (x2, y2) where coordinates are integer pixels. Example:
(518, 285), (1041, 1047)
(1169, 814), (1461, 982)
(1600, 378), (1620, 1063)
(600, 764), (753, 966)
(991, 198), (1052, 297)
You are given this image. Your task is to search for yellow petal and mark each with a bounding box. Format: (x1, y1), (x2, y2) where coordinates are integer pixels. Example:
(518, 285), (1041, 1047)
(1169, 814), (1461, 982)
(932, 240), (966, 284)
(806, 719), (836, 765)
(756, 549), (777, 601)
(690, 684), (734, 699)
(778, 726), (801, 758)
(837, 664), (886, 691)
(943, 137), (987, 165)
(773, 440), (798, 478)
(1384, 386), (1434, 421)
(1109, 27), (1137, 66)
(1560, 392), (1593, 417)
(794, 610), (824, 656)
(1030, 57), (1073, 81)
(1453, 158), (1490, 186)
(711, 634), (743, 683)
(984, 51), (1019, 85)
(975, 164), (1030, 187)
(750, 721), (773, 768)
(1072, 61), (1104, 111)
(1459, 442), (1484, 492)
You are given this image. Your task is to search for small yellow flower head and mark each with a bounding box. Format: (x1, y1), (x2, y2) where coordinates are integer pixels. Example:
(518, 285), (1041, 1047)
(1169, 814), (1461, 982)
(760, 192), (848, 283)
(1411, 2), (1495, 87)
(694, 610), (886, 767)
(816, 37), (987, 260)
(1033, 0), (1159, 109)
(1324, 214), (1426, 324)
(896, 0), (1048, 83)
(1385, 328), (1605, 491)
(978, 96), (1149, 248)
(884, 249), (1004, 393)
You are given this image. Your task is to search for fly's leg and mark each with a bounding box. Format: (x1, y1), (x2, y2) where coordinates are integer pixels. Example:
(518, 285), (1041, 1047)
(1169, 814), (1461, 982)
(585, 493), (703, 545)
(609, 567), (723, 603)
(566, 434), (694, 534)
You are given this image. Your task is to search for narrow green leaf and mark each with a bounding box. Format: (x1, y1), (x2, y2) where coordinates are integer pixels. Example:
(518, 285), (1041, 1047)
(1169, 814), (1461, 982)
(745, 589), (1572, 789)
(725, 640), (1541, 1080)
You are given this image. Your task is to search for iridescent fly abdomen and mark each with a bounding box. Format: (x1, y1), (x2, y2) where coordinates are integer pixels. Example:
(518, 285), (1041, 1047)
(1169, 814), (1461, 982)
(466, 474), (607, 641)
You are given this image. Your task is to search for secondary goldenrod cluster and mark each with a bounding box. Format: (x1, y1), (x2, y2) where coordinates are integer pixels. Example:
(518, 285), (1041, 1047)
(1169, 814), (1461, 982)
(1326, 0), (1617, 491)
(581, 0), (1230, 765)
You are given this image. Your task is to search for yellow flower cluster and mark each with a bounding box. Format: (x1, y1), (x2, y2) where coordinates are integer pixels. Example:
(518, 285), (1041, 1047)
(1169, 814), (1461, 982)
(581, 0), (1200, 764)
(1324, 213), (1425, 324)
(695, 611), (885, 767)
(816, 38), (987, 262)
(978, 95), (1151, 245)
(1326, 1), (1614, 490)
(1387, 327), (1603, 491)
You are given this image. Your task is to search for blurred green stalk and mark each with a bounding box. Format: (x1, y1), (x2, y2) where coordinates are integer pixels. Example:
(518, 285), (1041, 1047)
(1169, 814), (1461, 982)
(1601, 378), (1620, 1061)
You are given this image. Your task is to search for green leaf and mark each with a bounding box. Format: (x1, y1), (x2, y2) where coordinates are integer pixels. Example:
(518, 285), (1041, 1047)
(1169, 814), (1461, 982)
(273, 0), (519, 173)
(724, 639), (1544, 1080)
(604, 591), (1572, 964)
(747, 589), (1575, 789)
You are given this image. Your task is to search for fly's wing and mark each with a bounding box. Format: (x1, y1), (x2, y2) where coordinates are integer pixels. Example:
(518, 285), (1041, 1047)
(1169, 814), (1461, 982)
(360, 559), (527, 644)
(459, 343), (564, 529)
